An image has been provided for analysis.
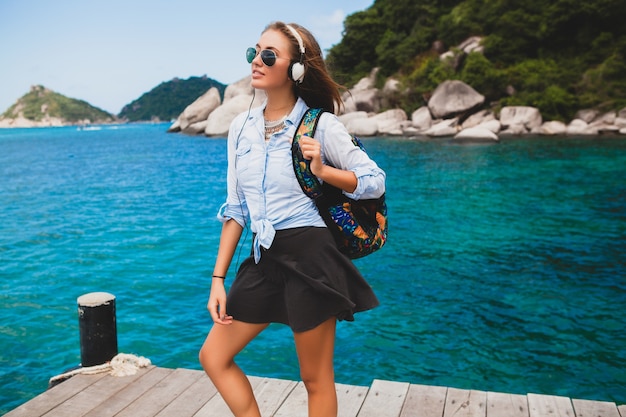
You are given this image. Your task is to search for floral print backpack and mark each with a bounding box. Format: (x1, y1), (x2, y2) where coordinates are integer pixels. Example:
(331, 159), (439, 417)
(291, 108), (388, 259)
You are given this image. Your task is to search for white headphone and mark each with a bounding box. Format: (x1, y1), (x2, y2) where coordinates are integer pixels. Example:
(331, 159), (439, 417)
(285, 24), (305, 84)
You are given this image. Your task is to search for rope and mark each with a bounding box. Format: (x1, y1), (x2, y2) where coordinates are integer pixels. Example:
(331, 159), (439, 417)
(48, 353), (152, 386)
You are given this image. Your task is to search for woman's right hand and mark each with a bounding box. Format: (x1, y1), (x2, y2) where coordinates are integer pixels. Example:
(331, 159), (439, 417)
(207, 279), (233, 325)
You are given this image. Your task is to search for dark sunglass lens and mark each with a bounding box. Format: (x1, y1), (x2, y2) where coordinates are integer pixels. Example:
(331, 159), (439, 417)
(260, 50), (277, 66)
(246, 47), (257, 64)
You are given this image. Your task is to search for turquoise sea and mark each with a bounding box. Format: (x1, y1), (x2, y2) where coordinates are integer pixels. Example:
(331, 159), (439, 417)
(1, 123), (625, 414)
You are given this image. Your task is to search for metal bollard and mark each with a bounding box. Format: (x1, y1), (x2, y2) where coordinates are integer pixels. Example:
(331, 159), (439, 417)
(77, 292), (118, 367)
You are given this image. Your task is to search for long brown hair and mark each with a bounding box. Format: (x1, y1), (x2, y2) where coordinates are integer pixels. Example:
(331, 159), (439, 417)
(264, 21), (345, 114)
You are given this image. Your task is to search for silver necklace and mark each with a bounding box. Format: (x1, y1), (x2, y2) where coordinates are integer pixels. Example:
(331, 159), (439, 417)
(264, 114), (288, 141)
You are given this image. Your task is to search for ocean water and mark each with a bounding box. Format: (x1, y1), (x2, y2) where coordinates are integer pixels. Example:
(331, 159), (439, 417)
(1, 124), (625, 414)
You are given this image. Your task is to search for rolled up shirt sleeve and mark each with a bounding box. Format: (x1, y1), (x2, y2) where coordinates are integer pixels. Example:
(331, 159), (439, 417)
(346, 164), (386, 200)
(316, 113), (386, 200)
(217, 202), (247, 227)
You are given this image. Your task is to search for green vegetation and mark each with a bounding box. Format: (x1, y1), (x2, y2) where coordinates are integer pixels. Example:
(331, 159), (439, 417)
(326, 0), (626, 121)
(118, 76), (226, 122)
(2, 85), (113, 123)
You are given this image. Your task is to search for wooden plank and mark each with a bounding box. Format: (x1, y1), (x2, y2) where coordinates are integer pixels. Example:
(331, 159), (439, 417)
(487, 391), (528, 417)
(4, 372), (106, 417)
(193, 375), (265, 417)
(6, 367), (624, 417)
(273, 381), (369, 417)
(154, 371), (218, 417)
(357, 379), (410, 417)
(113, 367), (204, 417)
(42, 368), (151, 417)
(254, 376), (299, 416)
(273, 381), (307, 417)
(572, 399), (621, 417)
(443, 387), (487, 417)
(528, 393), (575, 417)
(399, 383), (447, 417)
(337, 382), (370, 417)
(82, 367), (172, 417)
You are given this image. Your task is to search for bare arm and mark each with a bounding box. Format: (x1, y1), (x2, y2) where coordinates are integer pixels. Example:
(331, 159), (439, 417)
(208, 218), (244, 324)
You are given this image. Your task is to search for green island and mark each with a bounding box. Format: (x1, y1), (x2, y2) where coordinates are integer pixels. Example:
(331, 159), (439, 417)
(326, 0), (626, 122)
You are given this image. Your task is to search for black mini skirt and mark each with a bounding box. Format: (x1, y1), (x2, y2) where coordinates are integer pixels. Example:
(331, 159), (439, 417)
(226, 226), (379, 333)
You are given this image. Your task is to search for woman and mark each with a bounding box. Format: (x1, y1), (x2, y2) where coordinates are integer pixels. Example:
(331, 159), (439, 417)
(199, 21), (386, 417)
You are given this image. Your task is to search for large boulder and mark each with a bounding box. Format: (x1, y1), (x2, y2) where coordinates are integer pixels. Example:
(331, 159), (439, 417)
(453, 126), (499, 143)
(585, 111), (618, 135)
(338, 111), (369, 127)
(499, 106), (542, 133)
(205, 93), (263, 137)
(374, 109), (407, 135)
(594, 111), (616, 124)
(178, 87), (221, 133)
(167, 118), (181, 133)
(474, 119), (501, 134)
(352, 68), (378, 91)
(566, 119), (591, 135)
(343, 88), (381, 114)
(381, 78), (402, 109)
(537, 121), (567, 135)
(424, 118), (459, 137)
(500, 124), (529, 135)
(184, 120), (209, 135)
(428, 80), (485, 119)
(342, 109), (408, 136)
(440, 37), (485, 71)
(167, 75), (266, 136)
(198, 76), (265, 137)
(344, 117), (379, 137)
(461, 109), (495, 129)
(382, 78), (401, 95)
(411, 106), (432, 131)
(459, 36), (484, 54)
(575, 109), (598, 123)
(342, 68), (382, 114)
(615, 116), (626, 128)
(224, 76), (256, 101)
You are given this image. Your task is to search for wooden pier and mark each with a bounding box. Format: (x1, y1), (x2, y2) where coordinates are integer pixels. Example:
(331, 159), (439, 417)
(5, 366), (625, 417)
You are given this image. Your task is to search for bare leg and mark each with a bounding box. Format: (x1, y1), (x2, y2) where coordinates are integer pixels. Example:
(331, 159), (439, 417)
(199, 320), (268, 417)
(293, 317), (338, 417)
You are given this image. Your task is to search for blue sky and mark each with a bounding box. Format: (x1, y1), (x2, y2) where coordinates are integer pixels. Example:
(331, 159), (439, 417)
(0, 0), (373, 115)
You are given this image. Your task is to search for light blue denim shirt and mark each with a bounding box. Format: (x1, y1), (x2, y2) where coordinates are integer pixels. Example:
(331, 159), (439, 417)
(218, 97), (386, 262)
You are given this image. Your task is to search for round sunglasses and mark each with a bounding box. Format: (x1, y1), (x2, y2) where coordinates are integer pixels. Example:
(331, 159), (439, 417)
(246, 47), (288, 67)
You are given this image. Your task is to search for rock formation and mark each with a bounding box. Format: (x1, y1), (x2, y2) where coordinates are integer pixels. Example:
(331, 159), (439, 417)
(165, 36), (626, 141)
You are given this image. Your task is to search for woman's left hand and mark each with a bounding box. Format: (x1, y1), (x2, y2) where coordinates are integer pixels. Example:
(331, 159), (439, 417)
(299, 135), (325, 177)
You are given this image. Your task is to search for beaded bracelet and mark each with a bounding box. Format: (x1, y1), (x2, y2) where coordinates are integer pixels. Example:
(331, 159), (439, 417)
(212, 275), (226, 279)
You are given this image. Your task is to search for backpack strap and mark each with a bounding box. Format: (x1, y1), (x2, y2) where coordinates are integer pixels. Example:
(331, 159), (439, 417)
(291, 108), (348, 246)
(291, 108), (325, 199)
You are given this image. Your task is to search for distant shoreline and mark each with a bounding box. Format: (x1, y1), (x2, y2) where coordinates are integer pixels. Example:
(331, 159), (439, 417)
(2, 121), (626, 142)
(0, 120), (170, 129)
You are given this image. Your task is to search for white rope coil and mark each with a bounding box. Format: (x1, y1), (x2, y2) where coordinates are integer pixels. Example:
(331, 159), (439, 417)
(49, 353), (152, 386)
(110, 353), (152, 376)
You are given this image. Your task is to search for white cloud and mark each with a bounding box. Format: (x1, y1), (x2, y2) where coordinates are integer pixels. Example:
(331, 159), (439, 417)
(308, 9), (347, 53)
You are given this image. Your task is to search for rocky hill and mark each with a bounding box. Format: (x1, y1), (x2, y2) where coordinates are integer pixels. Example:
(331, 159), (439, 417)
(118, 76), (226, 122)
(0, 85), (114, 128)
(326, 0), (626, 122)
